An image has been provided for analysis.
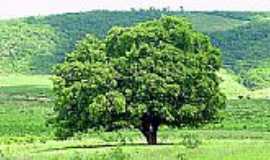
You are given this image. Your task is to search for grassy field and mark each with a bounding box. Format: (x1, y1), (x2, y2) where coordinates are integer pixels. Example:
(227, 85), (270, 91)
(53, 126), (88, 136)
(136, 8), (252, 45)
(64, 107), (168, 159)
(1, 130), (270, 160)
(1, 73), (270, 159)
(218, 69), (270, 99)
(0, 74), (53, 101)
(0, 100), (53, 138)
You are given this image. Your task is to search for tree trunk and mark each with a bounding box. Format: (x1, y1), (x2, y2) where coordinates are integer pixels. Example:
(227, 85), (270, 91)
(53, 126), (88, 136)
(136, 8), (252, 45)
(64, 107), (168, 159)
(140, 113), (160, 145)
(146, 126), (157, 144)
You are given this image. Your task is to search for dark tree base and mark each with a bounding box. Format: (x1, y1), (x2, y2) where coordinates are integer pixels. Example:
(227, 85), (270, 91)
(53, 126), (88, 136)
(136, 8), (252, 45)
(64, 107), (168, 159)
(140, 113), (160, 145)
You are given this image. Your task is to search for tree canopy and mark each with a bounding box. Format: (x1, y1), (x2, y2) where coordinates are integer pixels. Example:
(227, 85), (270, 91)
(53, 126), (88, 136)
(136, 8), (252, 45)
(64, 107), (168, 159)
(51, 16), (226, 144)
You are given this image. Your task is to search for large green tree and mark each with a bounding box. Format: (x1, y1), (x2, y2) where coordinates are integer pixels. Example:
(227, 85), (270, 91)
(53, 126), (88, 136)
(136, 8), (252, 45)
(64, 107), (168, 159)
(51, 16), (226, 145)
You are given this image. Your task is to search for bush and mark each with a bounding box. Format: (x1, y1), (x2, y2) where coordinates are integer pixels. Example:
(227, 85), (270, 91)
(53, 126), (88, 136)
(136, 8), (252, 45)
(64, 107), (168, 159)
(182, 134), (202, 149)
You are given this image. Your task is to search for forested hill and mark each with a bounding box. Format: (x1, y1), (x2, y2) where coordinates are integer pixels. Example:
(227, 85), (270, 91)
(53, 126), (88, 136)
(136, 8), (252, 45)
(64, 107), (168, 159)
(0, 10), (270, 88)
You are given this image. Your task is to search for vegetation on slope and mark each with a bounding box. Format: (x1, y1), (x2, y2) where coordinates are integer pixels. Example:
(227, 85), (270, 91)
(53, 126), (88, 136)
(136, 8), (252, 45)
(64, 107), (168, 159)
(0, 21), (61, 73)
(0, 10), (269, 88)
(210, 17), (270, 88)
(0, 10), (245, 74)
(218, 69), (270, 99)
(205, 11), (270, 21)
(217, 69), (249, 99)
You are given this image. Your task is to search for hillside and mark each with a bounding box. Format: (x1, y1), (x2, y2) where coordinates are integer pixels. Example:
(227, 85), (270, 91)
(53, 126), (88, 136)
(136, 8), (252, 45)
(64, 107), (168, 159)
(218, 69), (270, 99)
(210, 17), (270, 88)
(0, 20), (61, 73)
(0, 10), (269, 89)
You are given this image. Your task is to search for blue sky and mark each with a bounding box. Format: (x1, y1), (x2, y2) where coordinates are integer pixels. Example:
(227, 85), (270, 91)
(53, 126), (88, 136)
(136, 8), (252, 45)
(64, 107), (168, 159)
(1, 0), (270, 19)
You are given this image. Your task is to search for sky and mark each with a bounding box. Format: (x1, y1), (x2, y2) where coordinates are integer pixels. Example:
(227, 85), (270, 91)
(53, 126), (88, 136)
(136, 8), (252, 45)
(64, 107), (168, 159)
(1, 0), (270, 19)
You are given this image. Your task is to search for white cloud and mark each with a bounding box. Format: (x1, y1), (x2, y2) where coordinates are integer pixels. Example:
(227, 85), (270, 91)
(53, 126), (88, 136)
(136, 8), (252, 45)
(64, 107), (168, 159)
(1, 0), (270, 19)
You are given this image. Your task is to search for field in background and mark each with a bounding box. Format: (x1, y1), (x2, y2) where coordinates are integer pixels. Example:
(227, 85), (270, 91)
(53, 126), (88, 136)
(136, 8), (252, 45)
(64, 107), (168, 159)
(218, 69), (270, 99)
(1, 69), (269, 101)
(0, 74), (52, 97)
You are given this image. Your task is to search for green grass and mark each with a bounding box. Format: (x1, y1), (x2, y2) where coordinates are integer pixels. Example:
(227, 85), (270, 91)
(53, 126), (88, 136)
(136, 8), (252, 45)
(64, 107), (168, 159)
(218, 69), (270, 99)
(186, 13), (246, 33)
(0, 100), (53, 138)
(1, 130), (270, 160)
(250, 87), (270, 99)
(0, 74), (53, 100)
(206, 99), (270, 131)
(218, 69), (249, 99)
(0, 74), (54, 143)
